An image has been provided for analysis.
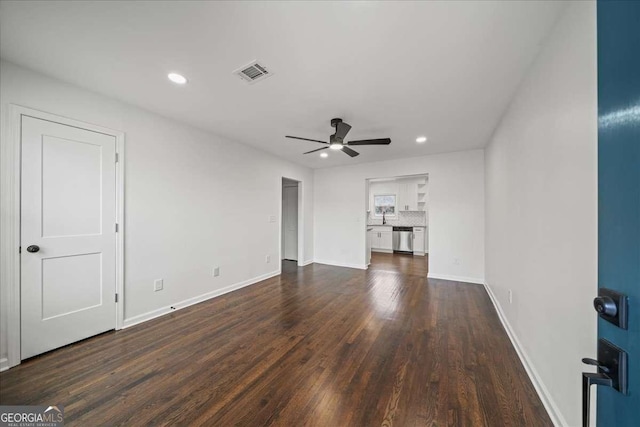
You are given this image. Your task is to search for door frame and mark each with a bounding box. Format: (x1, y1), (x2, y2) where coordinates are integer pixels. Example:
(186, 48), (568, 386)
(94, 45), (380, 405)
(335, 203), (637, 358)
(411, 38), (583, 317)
(278, 176), (304, 266)
(1, 105), (125, 369)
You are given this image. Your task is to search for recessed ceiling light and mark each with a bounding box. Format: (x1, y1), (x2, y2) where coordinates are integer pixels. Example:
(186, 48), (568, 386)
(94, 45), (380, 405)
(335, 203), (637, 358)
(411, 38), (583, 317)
(168, 73), (187, 84)
(416, 136), (427, 143)
(320, 152), (328, 158)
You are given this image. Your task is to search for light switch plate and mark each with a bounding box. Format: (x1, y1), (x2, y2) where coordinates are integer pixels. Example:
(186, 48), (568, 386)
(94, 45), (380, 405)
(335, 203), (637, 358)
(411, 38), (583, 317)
(213, 267), (220, 277)
(154, 279), (163, 292)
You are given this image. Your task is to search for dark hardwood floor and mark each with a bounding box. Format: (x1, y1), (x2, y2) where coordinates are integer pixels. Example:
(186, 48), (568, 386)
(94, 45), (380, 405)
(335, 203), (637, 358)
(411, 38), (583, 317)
(0, 253), (551, 426)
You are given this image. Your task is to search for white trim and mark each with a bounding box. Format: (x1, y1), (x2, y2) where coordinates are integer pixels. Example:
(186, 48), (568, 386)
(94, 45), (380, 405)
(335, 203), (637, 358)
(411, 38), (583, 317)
(2, 105), (22, 369)
(115, 128), (125, 331)
(299, 259), (314, 267)
(123, 269), (281, 329)
(279, 176), (304, 266)
(484, 282), (566, 427)
(297, 181), (304, 266)
(2, 105), (125, 369)
(371, 248), (393, 254)
(427, 273), (484, 285)
(0, 358), (9, 372)
(313, 259), (368, 270)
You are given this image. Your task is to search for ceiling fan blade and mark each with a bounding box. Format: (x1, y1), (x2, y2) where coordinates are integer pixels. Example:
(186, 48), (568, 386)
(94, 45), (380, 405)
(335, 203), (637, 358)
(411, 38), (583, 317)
(286, 135), (328, 144)
(304, 147), (330, 154)
(341, 146), (360, 157)
(347, 138), (391, 146)
(334, 122), (352, 140)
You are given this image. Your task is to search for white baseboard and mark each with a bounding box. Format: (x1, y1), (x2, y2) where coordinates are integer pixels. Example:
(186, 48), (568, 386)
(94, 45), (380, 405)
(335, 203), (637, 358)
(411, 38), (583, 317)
(371, 249), (393, 254)
(123, 269), (281, 329)
(484, 282), (566, 427)
(0, 357), (9, 372)
(427, 273), (484, 284)
(313, 259), (368, 270)
(299, 259), (314, 266)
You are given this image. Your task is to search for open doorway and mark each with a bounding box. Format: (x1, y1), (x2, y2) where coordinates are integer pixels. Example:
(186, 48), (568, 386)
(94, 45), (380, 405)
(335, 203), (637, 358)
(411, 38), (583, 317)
(365, 174), (429, 276)
(281, 178), (300, 263)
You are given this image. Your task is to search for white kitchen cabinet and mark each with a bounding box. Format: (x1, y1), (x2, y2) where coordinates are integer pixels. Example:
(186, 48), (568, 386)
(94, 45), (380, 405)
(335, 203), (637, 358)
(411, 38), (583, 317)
(369, 229), (378, 248)
(397, 179), (420, 211)
(370, 226), (393, 252)
(380, 230), (393, 250)
(405, 182), (419, 211)
(413, 227), (425, 255)
(397, 183), (407, 211)
(424, 227), (428, 253)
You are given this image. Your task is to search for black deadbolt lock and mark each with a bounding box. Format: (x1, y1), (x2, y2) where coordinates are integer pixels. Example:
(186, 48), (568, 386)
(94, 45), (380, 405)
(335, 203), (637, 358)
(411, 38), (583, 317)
(594, 296), (617, 317)
(594, 288), (627, 329)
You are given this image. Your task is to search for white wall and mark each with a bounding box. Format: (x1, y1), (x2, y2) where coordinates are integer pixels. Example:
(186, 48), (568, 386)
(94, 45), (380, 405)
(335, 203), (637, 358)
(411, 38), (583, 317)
(484, 3), (597, 426)
(314, 149), (484, 282)
(0, 61), (314, 364)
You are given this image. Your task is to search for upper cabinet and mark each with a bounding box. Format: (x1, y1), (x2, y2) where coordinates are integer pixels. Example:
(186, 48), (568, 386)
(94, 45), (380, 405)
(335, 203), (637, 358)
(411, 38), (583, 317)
(398, 177), (427, 212)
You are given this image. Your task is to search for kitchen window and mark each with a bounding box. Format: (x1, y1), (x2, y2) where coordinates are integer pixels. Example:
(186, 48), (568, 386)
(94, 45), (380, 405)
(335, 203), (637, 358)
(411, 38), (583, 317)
(373, 194), (396, 217)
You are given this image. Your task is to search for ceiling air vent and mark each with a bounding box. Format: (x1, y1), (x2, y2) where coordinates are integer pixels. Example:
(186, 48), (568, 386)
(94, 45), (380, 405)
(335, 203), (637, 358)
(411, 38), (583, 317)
(233, 61), (274, 84)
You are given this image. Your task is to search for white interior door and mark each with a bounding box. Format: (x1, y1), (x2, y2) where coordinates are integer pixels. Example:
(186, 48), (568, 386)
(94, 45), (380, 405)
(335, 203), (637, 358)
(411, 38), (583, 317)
(282, 185), (298, 261)
(20, 116), (117, 359)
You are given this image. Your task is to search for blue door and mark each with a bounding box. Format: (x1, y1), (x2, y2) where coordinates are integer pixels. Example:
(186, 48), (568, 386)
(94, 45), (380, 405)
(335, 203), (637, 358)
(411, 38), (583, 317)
(597, 1), (640, 426)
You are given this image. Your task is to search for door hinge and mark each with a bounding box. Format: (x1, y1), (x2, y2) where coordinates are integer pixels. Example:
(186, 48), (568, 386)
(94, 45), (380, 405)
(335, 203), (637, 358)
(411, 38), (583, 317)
(115, 223), (119, 232)
(115, 293), (119, 303)
(115, 152), (119, 163)
(19, 246), (21, 254)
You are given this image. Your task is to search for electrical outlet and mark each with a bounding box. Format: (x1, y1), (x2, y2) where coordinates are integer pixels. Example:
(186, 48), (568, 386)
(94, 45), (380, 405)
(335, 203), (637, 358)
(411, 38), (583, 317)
(154, 279), (163, 292)
(454, 258), (461, 266)
(508, 289), (513, 304)
(269, 215), (276, 223)
(266, 254), (271, 263)
(213, 267), (220, 277)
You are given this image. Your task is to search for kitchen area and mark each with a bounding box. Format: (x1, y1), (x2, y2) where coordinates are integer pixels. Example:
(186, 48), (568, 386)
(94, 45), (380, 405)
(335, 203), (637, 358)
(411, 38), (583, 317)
(366, 175), (428, 266)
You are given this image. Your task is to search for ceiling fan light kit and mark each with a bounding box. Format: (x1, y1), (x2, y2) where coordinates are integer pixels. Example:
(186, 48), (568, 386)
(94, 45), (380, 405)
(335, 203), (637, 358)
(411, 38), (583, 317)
(285, 118), (391, 158)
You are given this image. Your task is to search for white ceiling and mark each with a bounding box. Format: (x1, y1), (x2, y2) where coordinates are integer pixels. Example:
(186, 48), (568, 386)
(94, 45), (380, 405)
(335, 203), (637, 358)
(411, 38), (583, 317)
(0, 1), (565, 168)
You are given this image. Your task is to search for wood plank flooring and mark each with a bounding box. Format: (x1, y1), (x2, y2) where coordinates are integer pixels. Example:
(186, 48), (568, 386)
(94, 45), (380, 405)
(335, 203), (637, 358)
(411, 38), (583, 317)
(0, 253), (551, 426)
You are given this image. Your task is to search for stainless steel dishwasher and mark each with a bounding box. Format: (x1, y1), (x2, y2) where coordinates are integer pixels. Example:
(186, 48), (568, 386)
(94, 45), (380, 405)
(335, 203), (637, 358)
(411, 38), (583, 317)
(392, 226), (413, 254)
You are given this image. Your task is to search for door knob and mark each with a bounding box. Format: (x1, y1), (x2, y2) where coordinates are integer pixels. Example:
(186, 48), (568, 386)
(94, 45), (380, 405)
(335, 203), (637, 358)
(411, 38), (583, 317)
(594, 288), (628, 329)
(593, 296), (617, 317)
(26, 245), (40, 253)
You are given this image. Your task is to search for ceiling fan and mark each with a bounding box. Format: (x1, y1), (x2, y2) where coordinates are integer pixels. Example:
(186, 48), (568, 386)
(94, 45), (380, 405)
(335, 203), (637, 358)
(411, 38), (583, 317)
(286, 118), (391, 157)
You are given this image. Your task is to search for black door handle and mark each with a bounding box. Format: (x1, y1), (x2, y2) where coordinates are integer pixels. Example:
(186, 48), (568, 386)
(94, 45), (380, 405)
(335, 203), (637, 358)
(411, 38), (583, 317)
(581, 357), (610, 373)
(594, 296), (617, 316)
(580, 339), (628, 427)
(26, 245), (40, 253)
(583, 372), (612, 427)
